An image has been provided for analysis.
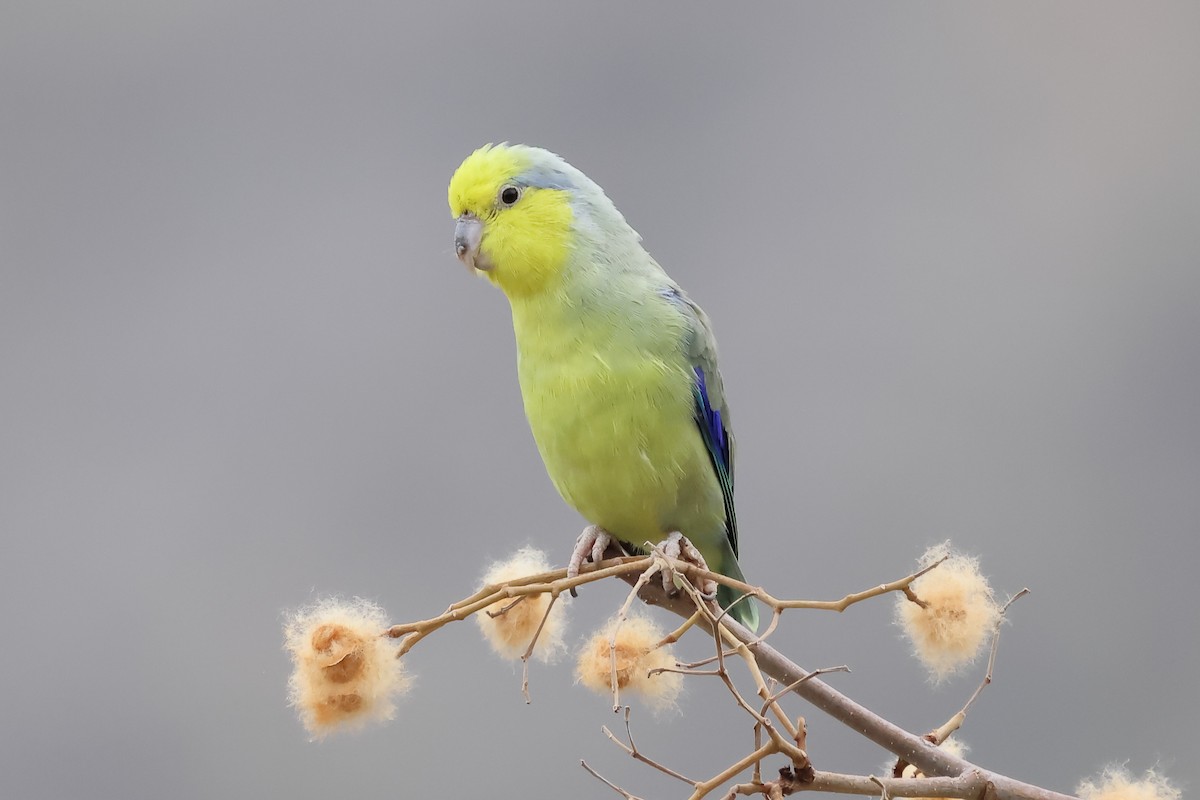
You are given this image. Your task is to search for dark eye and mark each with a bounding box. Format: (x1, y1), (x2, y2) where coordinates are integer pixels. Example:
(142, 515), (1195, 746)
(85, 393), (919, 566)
(499, 185), (521, 206)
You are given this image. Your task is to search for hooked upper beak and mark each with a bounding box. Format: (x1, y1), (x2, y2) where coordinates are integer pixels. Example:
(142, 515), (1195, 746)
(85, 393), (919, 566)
(454, 213), (492, 272)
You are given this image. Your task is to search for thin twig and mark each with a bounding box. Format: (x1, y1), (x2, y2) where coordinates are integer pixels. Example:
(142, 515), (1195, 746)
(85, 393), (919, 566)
(931, 589), (1031, 744)
(618, 563), (1076, 800)
(675, 650), (739, 670)
(485, 596), (525, 618)
(519, 591), (561, 704)
(690, 742), (777, 800)
(377, 542), (1072, 800)
(390, 555), (668, 660)
(780, 557), (948, 612)
(656, 610), (703, 647)
(601, 707), (696, 786)
(581, 760), (648, 800)
(674, 575), (808, 769)
(646, 665), (723, 678)
(390, 556), (655, 656)
(447, 556), (645, 612)
(666, 555), (949, 614)
(608, 560), (664, 710)
(762, 666), (852, 711)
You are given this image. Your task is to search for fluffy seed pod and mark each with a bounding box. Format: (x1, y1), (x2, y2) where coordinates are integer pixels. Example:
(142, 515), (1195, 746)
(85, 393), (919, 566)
(576, 614), (681, 710)
(896, 542), (1001, 681)
(1078, 767), (1181, 800)
(474, 547), (568, 663)
(284, 597), (410, 738)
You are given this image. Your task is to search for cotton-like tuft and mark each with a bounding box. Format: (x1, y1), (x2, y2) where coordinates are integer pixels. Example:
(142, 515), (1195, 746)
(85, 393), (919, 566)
(892, 737), (969, 791)
(1078, 766), (1181, 800)
(896, 542), (1001, 681)
(576, 614), (681, 710)
(284, 597), (410, 738)
(474, 547), (568, 662)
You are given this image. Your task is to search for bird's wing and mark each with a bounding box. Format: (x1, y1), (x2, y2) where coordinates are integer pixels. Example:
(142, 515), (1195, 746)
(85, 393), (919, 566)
(659, 283), (739, 558)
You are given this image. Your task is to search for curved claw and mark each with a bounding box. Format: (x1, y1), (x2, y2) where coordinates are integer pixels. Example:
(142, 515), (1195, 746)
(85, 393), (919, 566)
(659, 532), (718, 599)
(568, 525), (613, 580)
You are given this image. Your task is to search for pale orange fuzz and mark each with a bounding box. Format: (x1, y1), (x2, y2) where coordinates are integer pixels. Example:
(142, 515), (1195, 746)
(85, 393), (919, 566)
(896, 543), (1000, 681)
(894, 737), (969, 792)
(322, 649), (364, 684)
(1078, 767), (1181, 800)
(583, 635), (645, 689)
(575, 615), (682, 710)
(475, 548), (568, 662)
(284, 598), (411, 738)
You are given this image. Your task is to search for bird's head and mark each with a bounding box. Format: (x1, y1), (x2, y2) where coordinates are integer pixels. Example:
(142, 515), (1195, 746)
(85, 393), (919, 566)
(448, 143), (637, 298)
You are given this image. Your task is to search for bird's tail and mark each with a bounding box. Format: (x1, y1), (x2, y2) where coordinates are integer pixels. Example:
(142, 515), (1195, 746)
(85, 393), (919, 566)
(717, 557), (759, 632)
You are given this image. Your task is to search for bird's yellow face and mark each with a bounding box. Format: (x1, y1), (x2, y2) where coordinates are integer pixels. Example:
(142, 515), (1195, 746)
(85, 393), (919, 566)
(448, 144), (574, 298)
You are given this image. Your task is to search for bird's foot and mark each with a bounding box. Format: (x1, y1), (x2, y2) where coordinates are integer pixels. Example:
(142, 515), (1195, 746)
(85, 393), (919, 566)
(567, 525), (613, 579)
(657, 532), (718, 600)
(567, 526), (625, 597)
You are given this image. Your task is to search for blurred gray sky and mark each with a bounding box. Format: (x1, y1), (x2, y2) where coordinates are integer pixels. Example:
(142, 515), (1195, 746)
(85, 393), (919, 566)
(2, 2), (1198, 798)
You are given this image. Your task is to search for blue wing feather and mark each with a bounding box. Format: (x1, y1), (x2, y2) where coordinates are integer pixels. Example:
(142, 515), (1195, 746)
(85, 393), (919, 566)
(693, 365), (739, 557)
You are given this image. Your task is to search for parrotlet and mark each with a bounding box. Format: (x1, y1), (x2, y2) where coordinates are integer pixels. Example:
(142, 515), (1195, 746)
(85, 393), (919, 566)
(448, 144), (758, 631)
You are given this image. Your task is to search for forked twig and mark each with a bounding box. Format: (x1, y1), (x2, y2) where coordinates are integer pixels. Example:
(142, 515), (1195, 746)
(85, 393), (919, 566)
(519, 591), (561, 703)
(608, 559), (665, 710)
(581, 760), (648, 800)
(725, 768), (994, 799)
(762, 666), (852, 711)
(485, 596), (526, 618)
(602, 706), (696, 786)
(372, 543), (1069, 800)
(929, 588), (1031, 745)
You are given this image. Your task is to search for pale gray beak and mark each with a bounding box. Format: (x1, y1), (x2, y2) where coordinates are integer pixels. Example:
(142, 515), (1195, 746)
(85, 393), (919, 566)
(453, 214), (491, 272)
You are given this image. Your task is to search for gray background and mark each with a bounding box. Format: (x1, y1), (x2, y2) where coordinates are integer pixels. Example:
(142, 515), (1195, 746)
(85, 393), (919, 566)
(2, 2), (1197, 798)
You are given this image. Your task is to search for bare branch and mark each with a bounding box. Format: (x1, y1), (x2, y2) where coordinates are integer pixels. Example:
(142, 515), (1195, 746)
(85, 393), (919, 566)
(725, 768), (993, 799)
(484, 595), (525, 618)
(601, 707), (696, 786)
(762, 666), (852, 711)
(775, 557), (948, 612)
(809, 769), (990, 798)
(371, 546), (1073, 800)
(581, 760), (648, 800)
(618, 564), (1076, 800)
(930, 588), (1031, 745)
(691, 742), (777, 800)
(608, 559), (665, 710)
(519, 591), (561, 703)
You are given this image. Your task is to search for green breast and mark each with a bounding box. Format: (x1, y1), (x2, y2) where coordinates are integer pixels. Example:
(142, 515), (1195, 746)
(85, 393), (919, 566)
(511, 297), (725, 544)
